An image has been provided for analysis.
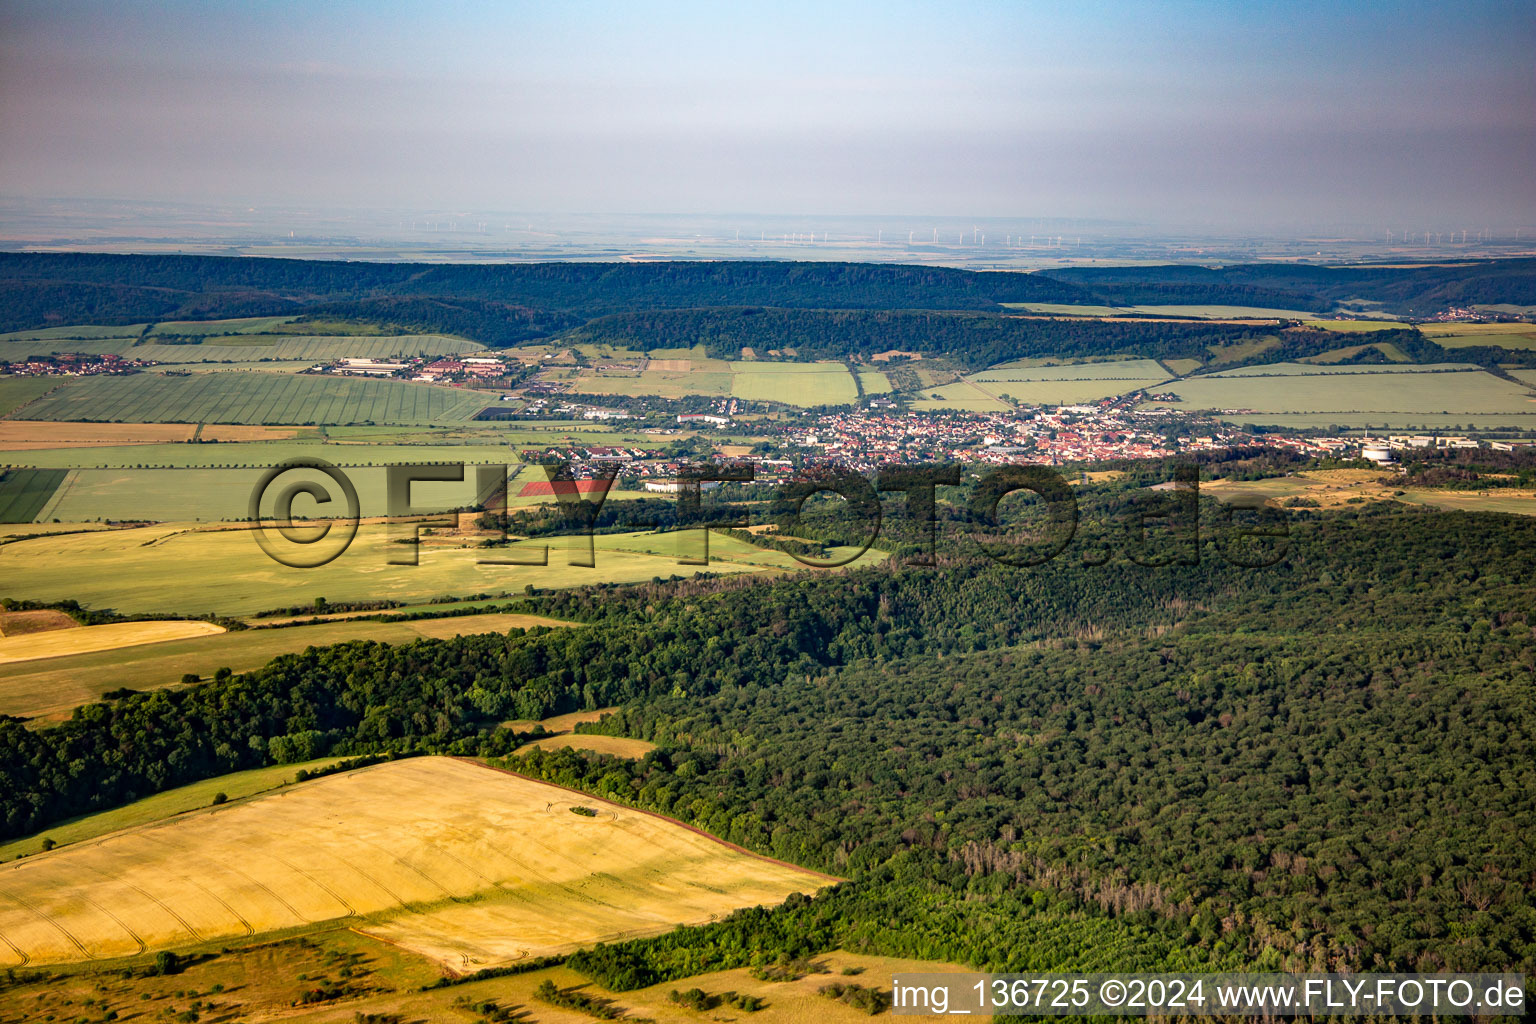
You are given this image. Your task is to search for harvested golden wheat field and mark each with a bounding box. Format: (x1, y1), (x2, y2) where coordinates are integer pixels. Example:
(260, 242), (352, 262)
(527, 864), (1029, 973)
(514, 733), (658, 758)
(0, 619), (224, 664)
(0, 757), (831, 969)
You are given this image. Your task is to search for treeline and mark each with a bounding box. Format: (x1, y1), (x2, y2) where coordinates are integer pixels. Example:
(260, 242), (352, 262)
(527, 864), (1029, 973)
(0, 255), (1089, 336)
(1049, 259), (1536, 317)
(565, 308), (1269, 368)
(5, 254), (1534, 364)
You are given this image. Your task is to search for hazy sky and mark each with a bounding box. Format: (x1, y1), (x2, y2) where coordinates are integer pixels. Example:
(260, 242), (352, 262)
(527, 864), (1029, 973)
(2, 0), (1533, 229)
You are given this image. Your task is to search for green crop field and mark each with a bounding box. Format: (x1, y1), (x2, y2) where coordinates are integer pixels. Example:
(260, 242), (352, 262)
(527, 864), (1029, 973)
(0, 338), (139, 363)
(858, 369), (893, 394)
(1206, 335), (1281, 363)
(971, 357), (1172, 382)
(962, 358), (1170, 406)
(0, 526), (863, 616)
(1300, 342), (1412, 363)
(911, 380), (1012, 412)
(0, 324), (145, 342)
(130, 334), (483, 363)
(139, 360), (320, 374)
(2, 440), (524, 470)
(729, 362), (859, 405)
(573, 367), (734, 399)
(1003, 302), (1132, 316)
(1004, 303), (1325, 320)
(566, 359), (859, 406)
(0, 468), (68, 523)
(1302, 320), (1404, 332)
(10, 371), (491, 425)
(1148, 364), (1536, 428)
(984, 378), (1168, 406)
(0, 376), (72, 416)
(1127, 304), (1325, 319)
(146, 316), (301, 336)
(35, 463), (500, 521)
(0, 611), (571, 722)
(1421, 322), (1536, 350)
(1207, 361), (1479, 376)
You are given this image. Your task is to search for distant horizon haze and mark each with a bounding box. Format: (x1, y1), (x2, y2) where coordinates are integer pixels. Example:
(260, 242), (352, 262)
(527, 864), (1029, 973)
(1, 1), (1532, 233)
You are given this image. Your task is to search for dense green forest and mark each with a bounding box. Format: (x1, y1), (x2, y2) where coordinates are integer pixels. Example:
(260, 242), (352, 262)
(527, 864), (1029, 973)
(1, 500), (1531, 977)
(0, 255), (1085, 336)
(3, 255), (1533, 359)
(1049, 259), (1536, 316)
(564, 308), (1270, 368)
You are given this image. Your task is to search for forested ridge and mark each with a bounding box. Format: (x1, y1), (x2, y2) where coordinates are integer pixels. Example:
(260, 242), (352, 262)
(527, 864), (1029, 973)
(1048, 259), (1536, 316)
(3, 254), (1534, 360)
(0, 503), (1532, 976)
(0, 255), (1086, 337)
(563, 308), (1271, 368)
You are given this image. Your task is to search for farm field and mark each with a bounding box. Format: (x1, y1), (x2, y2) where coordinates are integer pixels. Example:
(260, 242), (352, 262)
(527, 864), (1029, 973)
(0, 420), (203, 450)
(980, 377), (1166, 405)
(1303, 319), (1404, 332)
(140, 359), (321, 374)
(10, 372), (490, 425)
(0, 757), (832, 969)
(969, 357), (1173, 402)
(0, 339), (132, 364)
(515, 733), (658, 758)
(972, 357), (1171, 381)
(0, 611), (570, 721)
(1148, 364), (1536, 428)
(0, 468), (67, 522)
(1421, 321), (1536, 350)
(573, 365), (733, 399)
(0, 618), (224, 665)
(129, 333), (483, 363)
(147, 316), (300, 335)
(730, 361), (859, 405)
(858, 369), (893, 394)
(0, 759), (344, 862)
(911, 380), (1012, 412)
(562, 357), (860, 407)
(1125, 304), (1326, 319)
(0, 323), (145, 342)
(0, 935), (962, 1024)
(6, 439), (519, 470)
(0, 608), (76, 636)
(1203, 470), (1536, 518)
(1300, 341), (1412, 363)
(1205, 335), (1281, 364)
(0, 377), (71, 416)
(1005, 302), (1325, 319)
(37, 464), (486, 521)
(0, 525), (842, 616)
(1206, 361), (1480, 376)
(1004, 302), (1130, 316)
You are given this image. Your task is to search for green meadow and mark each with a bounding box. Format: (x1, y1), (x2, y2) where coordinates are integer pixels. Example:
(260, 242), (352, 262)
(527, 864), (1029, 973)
(11, 371), (491, 425)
